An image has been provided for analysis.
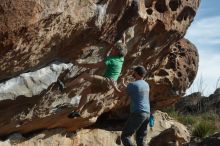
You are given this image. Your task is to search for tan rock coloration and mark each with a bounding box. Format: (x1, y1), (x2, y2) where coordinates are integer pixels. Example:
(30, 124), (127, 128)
(0, 111), (190, 146)
(149, 126), (189, 146)
(0, 0), (200, 139)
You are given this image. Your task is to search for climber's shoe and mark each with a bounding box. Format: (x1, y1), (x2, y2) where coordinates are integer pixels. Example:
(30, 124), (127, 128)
(68, 111), (81, 118)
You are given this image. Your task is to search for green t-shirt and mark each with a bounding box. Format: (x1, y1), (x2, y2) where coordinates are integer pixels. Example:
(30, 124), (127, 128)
(103, 56), (124, 81)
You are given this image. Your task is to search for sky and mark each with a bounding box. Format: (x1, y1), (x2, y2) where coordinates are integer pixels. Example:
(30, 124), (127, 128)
(185, 0), (220, 96)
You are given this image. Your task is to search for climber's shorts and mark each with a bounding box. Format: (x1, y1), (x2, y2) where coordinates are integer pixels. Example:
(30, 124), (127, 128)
(90, 75), (116, 93)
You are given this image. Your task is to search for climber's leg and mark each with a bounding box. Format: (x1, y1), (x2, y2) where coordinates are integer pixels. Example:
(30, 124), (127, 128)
(68, 75), (111, 118)
(65, 72), (94, 88)
(68, 86), (92, 118)
(90, 75), (112, 93)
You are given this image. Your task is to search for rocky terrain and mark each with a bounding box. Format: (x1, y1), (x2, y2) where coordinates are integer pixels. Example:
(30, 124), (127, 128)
(0, 111), (190, 146)
(175, 88), (220, 115)
(184, 133), (220, 146)
(0, 0), (204, 145)
(174, 89), (220, 146)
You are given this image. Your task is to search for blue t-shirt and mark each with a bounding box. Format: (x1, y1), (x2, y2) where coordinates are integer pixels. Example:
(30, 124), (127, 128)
(127, 80), (150, 114)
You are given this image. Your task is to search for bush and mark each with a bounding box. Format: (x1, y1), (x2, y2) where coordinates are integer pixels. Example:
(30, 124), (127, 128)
(200, 112), (219, 121)
(177, 115), (196, 125)
(168, 110), (179, 119)
(165, 108), (196, 125)
(192, 121), (215, 138)
(166, 109), (220, 138)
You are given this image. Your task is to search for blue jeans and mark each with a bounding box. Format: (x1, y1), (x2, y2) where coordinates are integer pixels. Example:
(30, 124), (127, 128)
(121, 112), (149, 146)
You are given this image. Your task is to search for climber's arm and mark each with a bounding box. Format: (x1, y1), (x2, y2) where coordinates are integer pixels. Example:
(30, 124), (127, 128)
(103, 47), (111, 57)
(111, 80), (127, 97)
(76, 60), (106, 69)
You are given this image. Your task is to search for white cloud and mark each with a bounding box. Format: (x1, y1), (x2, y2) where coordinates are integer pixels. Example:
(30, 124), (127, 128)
(186, 16), (220, 47)
(186, 53), (220, 96)
(186, 16), (220, 96)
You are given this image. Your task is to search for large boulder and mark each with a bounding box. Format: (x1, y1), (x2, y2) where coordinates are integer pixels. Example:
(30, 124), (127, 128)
(149, 126), (189, 146)
(0, 0), (200, 137)
(0, 111), (190, 146)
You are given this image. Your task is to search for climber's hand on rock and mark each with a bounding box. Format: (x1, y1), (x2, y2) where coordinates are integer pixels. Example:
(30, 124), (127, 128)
(75, 59), (85, 65)
(121, 78), (127, 88)
(121, 77), (124, 82)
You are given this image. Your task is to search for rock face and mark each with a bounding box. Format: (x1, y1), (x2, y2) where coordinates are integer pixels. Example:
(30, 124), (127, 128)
(147, 111), (190, 145)
(0, 0), (200, 138)
(0, 111), (190, 146)
(149, 126), (189, 146)
(148, 38), (198, 109)
(175, 88), (220, 115)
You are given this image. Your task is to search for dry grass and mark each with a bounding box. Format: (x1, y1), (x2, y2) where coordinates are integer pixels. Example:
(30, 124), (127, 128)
(166, 108), (220, 138)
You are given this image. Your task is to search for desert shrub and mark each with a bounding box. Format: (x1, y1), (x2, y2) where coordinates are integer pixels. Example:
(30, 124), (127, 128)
(177, 115), (196, 125)
(192, 121), (215, 138)
(167, 110), (179, 120)
(165, 108), (196, 125)
(200, 112), (218, 121)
